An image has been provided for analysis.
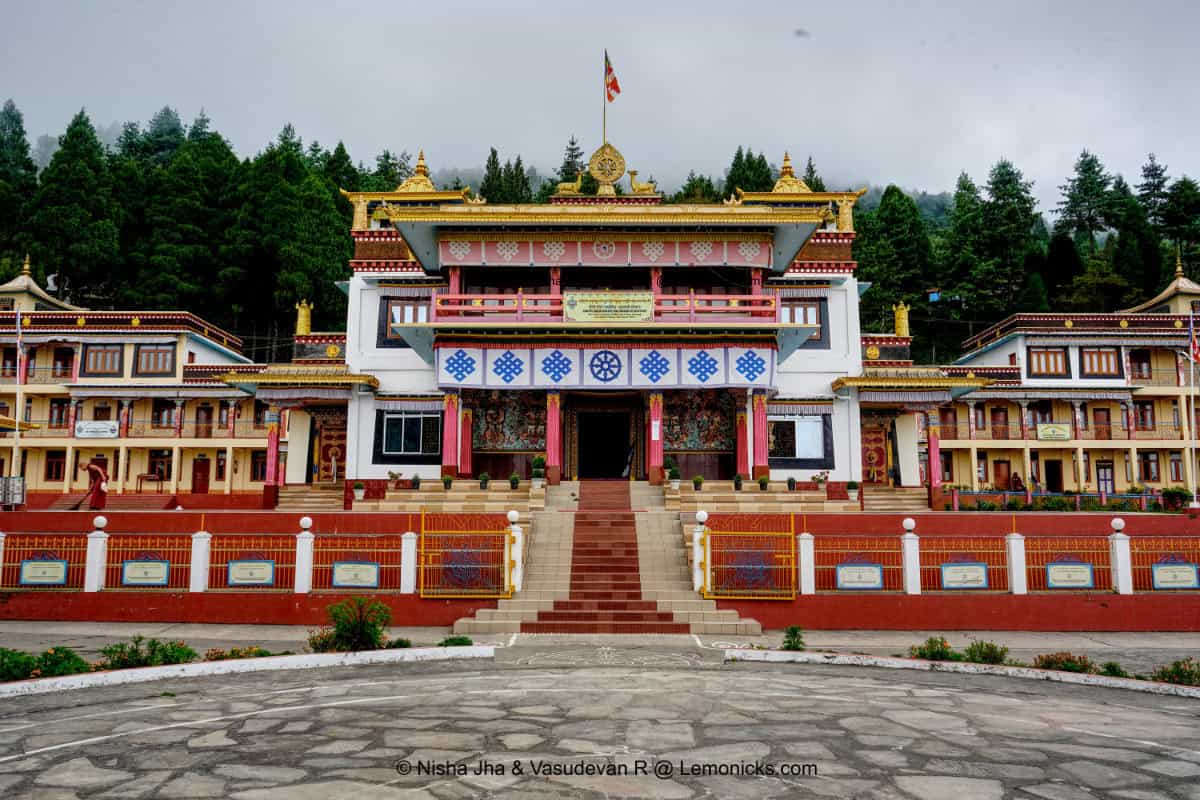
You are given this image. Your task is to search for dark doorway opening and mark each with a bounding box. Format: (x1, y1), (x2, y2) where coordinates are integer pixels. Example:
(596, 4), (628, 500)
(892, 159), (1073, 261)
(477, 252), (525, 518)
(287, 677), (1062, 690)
(577, 411), (632, 478)
(1044, 459), (1064, 493)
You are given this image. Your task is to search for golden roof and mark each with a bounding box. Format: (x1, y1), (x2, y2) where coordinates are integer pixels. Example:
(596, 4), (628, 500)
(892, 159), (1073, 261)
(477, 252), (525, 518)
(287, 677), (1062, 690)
(396, 150), (436, 193)
(219, 364), (379, 389)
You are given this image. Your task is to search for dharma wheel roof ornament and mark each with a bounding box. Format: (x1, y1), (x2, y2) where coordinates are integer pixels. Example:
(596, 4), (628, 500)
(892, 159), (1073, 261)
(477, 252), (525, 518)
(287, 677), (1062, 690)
(587, 141), (626, 197)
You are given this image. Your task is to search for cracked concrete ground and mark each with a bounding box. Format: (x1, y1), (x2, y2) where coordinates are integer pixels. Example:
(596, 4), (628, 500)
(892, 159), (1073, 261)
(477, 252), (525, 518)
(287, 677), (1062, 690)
(1, 636), (1199, 798)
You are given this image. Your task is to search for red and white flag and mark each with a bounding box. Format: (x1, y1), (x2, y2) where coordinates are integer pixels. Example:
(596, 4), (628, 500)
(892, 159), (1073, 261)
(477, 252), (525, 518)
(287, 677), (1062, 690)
(605, 51), (621, 102)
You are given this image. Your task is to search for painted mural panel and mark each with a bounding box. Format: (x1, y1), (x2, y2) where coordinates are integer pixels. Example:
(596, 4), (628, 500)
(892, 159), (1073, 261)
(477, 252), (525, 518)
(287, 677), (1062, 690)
(664, 391), (735, 451)
(470, 391), (547, 451)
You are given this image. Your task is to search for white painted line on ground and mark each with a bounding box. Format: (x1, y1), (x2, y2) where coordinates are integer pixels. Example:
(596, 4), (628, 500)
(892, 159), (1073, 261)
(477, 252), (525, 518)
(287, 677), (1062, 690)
(0, 646), (494, 699)
(726, 649), (1200, 699)
(1063, 726), (1200, 759)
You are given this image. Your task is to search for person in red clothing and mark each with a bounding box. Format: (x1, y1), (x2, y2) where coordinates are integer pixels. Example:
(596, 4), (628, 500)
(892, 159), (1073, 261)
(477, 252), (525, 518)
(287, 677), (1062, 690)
(83, 460), (108, 510)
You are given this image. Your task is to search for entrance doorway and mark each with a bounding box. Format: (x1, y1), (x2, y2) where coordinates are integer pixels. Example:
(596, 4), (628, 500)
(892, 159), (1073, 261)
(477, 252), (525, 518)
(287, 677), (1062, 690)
(195, 405), (214, 438)
(576, 412), (633, 478)
(1044, 459), (1064, 493)
(192, 456), (211, 494)
(1096, 461), (1115, 494)
(993, 459), (1011, 490)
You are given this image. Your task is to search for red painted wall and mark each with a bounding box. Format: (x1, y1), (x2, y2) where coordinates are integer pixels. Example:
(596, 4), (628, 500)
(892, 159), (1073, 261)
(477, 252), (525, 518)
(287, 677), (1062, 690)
(705, 512), (1200, 536)
(0, 511), (508, 534)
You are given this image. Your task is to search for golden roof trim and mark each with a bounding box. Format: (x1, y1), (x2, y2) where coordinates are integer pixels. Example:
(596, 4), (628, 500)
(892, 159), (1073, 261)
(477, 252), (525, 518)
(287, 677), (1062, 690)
(375, 202), (829, 226)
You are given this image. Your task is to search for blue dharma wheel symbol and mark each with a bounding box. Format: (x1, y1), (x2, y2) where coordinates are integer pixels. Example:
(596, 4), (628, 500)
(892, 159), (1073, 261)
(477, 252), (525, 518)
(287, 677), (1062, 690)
(589, 350), (623, 383)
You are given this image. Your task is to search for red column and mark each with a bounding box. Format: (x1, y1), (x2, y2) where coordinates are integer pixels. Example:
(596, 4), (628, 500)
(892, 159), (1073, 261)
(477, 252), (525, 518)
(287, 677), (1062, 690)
(227, 401), (238, 437)
(546, 391), (562, 484)
(174, 400), (184, 437)
(118, 399), (131, 438)
(441, 393), (459, 477)
(18, 346), (31, 384)
(263, 405), (281, 508)
(750, 269), (763, 295)
(927, 410), (942, 489)
(459, 407), (473, 477)
(752, 391), (769, 480)
(67, 399), (79, 437)
(735, 409), (750, 478)
(550, 267), (561, 296)
(647, 392), (664, 484)
(70, 347), (81, 382)
(448, 265), (461, 295)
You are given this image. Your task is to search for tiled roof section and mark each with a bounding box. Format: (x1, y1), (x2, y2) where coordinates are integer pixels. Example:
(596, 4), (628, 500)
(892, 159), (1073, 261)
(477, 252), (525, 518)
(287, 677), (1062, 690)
(962, 313), (1189, 353)
(943, 365), (1021, 385)
(0, 311), (243, 351)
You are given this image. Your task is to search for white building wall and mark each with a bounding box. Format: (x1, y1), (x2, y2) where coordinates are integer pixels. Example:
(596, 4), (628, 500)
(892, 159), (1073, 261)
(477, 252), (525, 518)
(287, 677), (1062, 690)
(285, 409), (311, 484)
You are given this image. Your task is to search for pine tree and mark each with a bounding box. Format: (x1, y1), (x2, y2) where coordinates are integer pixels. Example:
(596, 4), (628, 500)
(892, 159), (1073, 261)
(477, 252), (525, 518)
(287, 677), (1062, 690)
(142, 106), (186, 166)
(26, 110), (119, 301)
(1057, 149), (1112, 254)
(722, 146), (746, 197)
(1137, 153), (1170, 232)
(323, 142), (359, 191)
(1162, 177), (1200, 253)
(187, 110), (212, 141)
(852, 185), (933, 330)
(0, 99), (38, 266)
(556, 136), (586, 182)
(1016, 271), (1050, 312)
(978, 159), (1038, 315)
(508, 156), (532, 203)
(802, 156), (826, 192)
(1044, 231), (1084, 302)
(669, 171), (719, 203)
(942, 172), (984, 294)
(1106, 176), (1163, 301)
(479, 148), (504, 202)
(1064, 254), (1130, 312)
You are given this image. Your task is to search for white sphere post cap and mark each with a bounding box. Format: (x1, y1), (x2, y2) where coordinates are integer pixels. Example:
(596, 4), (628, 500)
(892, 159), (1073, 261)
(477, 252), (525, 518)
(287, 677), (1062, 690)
(92, 515), (107, 530)
(1111, 517), (1126, 532)
(507, 510), (520, 524)
(695, 510), (709, 524)
(299, 516), (313, 531)
(902, 517), (916, 532)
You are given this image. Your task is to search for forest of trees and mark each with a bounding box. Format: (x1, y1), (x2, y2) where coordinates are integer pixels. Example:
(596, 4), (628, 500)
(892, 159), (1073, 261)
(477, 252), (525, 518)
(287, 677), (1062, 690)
(1, 97), (1198, 364)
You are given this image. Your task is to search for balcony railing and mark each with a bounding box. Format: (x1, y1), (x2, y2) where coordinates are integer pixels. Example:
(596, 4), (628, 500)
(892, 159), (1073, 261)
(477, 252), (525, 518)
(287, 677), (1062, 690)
(25, 370), (74, 384)
(938, 420), (1188, 441)
(1128, 368), (1197, 387)
(428, 291), (780, 323)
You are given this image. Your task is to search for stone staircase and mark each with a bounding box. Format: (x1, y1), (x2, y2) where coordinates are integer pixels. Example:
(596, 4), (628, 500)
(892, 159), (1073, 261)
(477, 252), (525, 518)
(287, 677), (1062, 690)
(862, 485), (929, 513)
(668, 481), (858, 513)
(454, 480), (761, 635)
(276, 483), (345, 513)
(48, 493), (174, 511)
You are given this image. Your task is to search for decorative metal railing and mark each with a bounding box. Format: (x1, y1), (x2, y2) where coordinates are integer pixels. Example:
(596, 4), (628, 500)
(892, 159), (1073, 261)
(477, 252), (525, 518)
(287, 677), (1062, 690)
(419, 528), (511, 598)
(312, 533), (405, 592)
(703, 529), (796, 599)
(918, 536), (1008, 591)
(1024, 536), (1112, 591)
(104, 534), (191, 591)
(0, 533), (87, 590)
(1129, 537), (1200, 592)
(429, 291), (779, 323)
(207, 534), (296, 592)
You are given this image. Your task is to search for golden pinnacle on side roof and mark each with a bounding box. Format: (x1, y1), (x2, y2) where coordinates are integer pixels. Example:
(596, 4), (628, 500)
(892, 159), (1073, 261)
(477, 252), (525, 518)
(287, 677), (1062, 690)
(396, 149), (436, 193)
(771, 152), (811, 194)
(21, 253), (31, 276)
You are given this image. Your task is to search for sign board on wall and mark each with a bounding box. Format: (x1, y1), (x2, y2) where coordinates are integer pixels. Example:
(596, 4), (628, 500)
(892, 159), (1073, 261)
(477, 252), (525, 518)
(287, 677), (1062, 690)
(75, 420), (119, 439)
(332, 561), (381, 589)
(836, 563), (884, 590)
(19, 559), (68, 586)
(1046, 561), (1094, 589)
(940, 562), (989, 589)
(121, 560), (170, 587)
(227, 560), (275, 587)
(1036, 423), (1071, 441)
(563, 292), (654, 323)
(1152, 562), (1199, 590)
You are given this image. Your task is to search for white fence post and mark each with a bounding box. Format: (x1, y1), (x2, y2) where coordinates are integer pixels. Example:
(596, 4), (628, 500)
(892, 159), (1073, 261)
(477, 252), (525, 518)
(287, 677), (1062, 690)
(84, 515), (109, 593)
(901, 517), (921, 595)
(0, 532), (6, 586)
(692, 511), (707, 592)
(508, 509), (524, 593)
(189, 530), (211, 592)
(1109, 517), (1133, 595)
(294, 516), (314, 594)
(797, 532), (816, 595)
(1005, 532), (1027, 595)
(400, 531), (418, 594)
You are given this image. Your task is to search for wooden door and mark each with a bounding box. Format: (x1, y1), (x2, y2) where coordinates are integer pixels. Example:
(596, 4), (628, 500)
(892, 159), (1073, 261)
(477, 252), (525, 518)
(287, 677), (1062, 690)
(93, 406), (112, 421)
(191, 456), (210, 494)
(1093, 408), (1111, 440)
(195, 405), (213, 439)
(1096, 462), (1115, 494)
(993, 460), (1011, 490)
(990, 408), (1009, 439)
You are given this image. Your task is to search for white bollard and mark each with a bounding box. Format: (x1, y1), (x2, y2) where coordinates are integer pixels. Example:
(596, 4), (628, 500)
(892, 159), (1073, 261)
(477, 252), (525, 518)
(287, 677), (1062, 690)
(508, 510), (524, 593)
(1109, 517), (1133, 595)
(1005, 532), (1027, 595)
(0, 532), (6, 587)
(797, 532), (816, 595)
(400, 531), (418, 594)
(189, 531), (212, 593)
(84, 515), (109, 593)
(294, 516), (315, 594)
(900, 517), (921, 595)
(693, 511), (708, 593)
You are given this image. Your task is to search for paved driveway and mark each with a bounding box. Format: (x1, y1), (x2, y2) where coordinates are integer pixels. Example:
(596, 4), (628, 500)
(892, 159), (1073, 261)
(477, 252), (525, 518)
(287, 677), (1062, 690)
(2, 642), (1199, 798)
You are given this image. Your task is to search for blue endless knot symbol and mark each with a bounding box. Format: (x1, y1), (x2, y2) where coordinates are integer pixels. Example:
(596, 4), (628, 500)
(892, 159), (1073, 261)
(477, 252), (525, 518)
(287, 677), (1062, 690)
(444, 349), (477, 381)
(541, 350), (573, 382)
(735, 350), (766, 382)
(687, 350), (719, 383)
(639, 350), (671, 383)
(491, 350), (525, 384)
(589, 350), (622, 383)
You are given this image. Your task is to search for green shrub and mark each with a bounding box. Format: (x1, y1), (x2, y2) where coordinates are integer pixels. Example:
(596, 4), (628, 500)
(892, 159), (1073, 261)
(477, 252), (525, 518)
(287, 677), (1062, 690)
(439, 635), (474, 647)
(0, 648), (37, 682)
(909, 636), (961, 661)
(478, 472), (490, 489)
(410, 474), (421, 490)
(1005, 498), (1024, 511)
(98, 636), (198, 670)
(692, 475), (704, 490)
(787, 477), (797, 491)
(34, 647), (92, 677)
(1161, 487), (1192, 511)
(733, 474), (744, 490)
(974, 500), (998, 511)
(352, 481), (364, 491)
(509, 473), (521, 489)
(442, 475), (453, 489)
(668, 467), (680, 480)
(327, 597), (392, 652)
(204, 646), (278, 661)
(1099, 661), (1130, 678)
(962, 640), (1008, 665)
(307, 627), (338, 653)
(1032, 652), (1096, 673)
(1037, 497), (1073, 512)
(846, 480), (858, 490)
(1151, 657), (1200, 686)
(531, 454), (546, 469)
(532, 467), (545, 479)
(386, 638), (412, 649)
(781, 626), (805, 651)
(758, 476), (770, 491)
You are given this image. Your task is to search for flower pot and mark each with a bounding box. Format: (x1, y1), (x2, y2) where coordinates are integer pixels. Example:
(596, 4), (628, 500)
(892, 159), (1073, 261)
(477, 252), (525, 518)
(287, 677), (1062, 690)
(848, 488), (859, 502)
(352, 488), (365, 501)
(531, 478), (544, 490)
(670, 479), (680, 490)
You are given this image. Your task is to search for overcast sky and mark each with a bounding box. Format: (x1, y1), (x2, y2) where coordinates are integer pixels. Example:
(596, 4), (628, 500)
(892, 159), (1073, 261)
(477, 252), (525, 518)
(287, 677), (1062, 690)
(5, 0), (1198, 213)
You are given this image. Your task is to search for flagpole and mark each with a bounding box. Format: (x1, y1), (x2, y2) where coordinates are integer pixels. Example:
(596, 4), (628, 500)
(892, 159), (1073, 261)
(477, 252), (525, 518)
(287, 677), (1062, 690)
(12, 305), (21, 483)
(602, 51), (607, 144)
(1191, 305), (1200, 507)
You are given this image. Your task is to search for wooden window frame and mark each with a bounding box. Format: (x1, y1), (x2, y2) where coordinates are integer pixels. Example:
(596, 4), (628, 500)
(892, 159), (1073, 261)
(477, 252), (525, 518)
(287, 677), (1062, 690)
(1026, 347), (1070, 378)
(133, 344), (176, 377)
(250, 450), (268, 482)
(81, 344), (123, 377)
(44, 450), (66, 482)
(1079, 347), (1122, 378)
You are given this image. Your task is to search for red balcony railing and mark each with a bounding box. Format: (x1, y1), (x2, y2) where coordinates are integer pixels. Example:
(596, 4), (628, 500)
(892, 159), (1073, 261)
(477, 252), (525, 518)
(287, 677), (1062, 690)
(428, 291), (780, 323)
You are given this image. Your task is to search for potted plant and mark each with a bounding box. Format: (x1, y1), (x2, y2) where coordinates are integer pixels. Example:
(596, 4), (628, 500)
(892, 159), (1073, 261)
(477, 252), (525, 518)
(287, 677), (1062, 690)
(442, 475), (453, 490)
(479, 472), (490, 490)
(387, 470), (401, 489)
(410, 473), (421, 490)
(787, 476), (797, 492)
(509, 472), (521, 490)
(668, 466), (681, 491)
(846, 480), (859, 502)
(812, 470), (829, 489)
(733, 473), (743, 491)
(352, 481), (365, 501)
(531, 455), (546, 489)
(692, 475), (704, 491)
(758, 475), (770, 491)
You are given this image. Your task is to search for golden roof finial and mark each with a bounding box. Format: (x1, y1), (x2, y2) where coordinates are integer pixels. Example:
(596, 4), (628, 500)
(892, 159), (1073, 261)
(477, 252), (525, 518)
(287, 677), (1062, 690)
(1176, 244), (1185, 279)
(414, 150), (429, 177)
(294, 300), (313, 336)
(780, 152), (795, 177)
(893, 301), (911, 338)
(21, 253), (31, 276)
(771, 151), (810, 194)
(396, 149), (436, 193)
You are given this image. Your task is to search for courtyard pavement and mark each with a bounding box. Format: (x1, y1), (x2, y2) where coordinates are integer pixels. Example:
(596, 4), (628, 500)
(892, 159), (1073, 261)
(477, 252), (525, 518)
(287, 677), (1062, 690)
(0, 632), (1199, 798)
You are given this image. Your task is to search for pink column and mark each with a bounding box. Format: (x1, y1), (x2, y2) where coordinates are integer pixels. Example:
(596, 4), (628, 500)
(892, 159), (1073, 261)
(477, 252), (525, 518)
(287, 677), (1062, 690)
(752, 391), (769, 480)
(18, 346), (31, 384)
(67, 399), (79, 436)
(263, 405), (281, 509)
(550, 267), (562, 296)
(118, 399), (131, 438)
(174, 400), (185, 437)
(546, 392), (562, 484)
(70, 347), (81, 382)
(926, 410), (941, 489)
(1018, 401), (1029, 439)
(448, 265), (461, 295)
(967, 402), (977, 440)
(647, 392), (664, 484)
(441, 393), (459, 477)
(459, 407), (473, 477)
(227, 401), (238, 437)
(735, 409), (750, 478)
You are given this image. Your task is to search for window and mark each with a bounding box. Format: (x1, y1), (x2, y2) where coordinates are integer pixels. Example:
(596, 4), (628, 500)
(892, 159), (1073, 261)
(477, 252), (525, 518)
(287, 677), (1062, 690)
(379, 298), (430, 348)
(1080, 348), (1121, 377)
(1134, 401), (1156, 431)
(44, 450), (66, 482)
(52, 347), (73, 378)
(1170, 451), (1184, 482)
(1031, 401), (1053, 425)
(976, 452), (987, 482)
(134, 344), (175, 376)
(1139, 451), (1161, 483)
(766, 415), (833, 467)
(381, 413), (441, 456)
(48, 399), (70, 428)
(253, 401), (269, 427)
(148, 449), (172, 480)
(81, 344), (123, 376)
(216, 450), (227, 481)
(1, 348), (16, 378)
(781, 300), (822, 335)
(1027, 347), (1069, 377)
(250, 450), (268, 482)
(938, 407), (957, 431)
(939, 452), (953, 482)
(1030, 451), (1040, 482)
(151, 399), (176, 428)
(973, 404), (985, 431)
(1129, 349), (1152, 380)
(219, 403), (231, 427)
